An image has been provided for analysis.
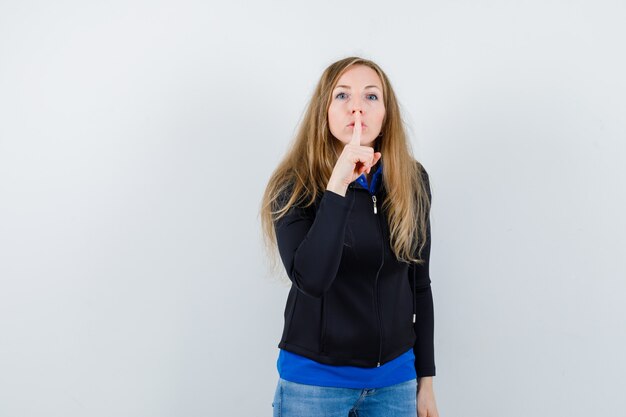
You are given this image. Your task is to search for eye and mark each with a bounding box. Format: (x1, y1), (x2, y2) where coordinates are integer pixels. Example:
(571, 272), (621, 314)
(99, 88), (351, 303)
(335, 92), (348, 100)
(367, 94), (378, 101)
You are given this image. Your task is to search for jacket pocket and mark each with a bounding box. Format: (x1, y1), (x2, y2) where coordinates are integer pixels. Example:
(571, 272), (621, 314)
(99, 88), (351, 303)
(343, 224), (354, 248)
(320, 296), (327, 353)
(283, 288), (298, 342)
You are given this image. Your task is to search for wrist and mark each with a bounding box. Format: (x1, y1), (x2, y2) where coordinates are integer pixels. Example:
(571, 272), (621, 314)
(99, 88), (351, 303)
(418, 376), (433, 390)
(326, 178), (348, 197)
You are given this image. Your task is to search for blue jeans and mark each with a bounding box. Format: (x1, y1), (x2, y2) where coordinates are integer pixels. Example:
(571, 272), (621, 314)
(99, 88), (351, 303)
(271, 377), (417, 417)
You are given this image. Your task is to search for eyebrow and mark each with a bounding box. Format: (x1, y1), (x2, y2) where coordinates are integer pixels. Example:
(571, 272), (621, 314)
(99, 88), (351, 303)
(333, 85), (382, 91)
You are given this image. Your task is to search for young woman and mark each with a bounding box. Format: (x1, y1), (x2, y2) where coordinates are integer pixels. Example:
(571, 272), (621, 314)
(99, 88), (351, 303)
(260, 56), (440, 417)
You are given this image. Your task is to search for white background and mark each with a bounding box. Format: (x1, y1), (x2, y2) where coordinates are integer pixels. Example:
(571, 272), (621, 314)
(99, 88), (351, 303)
(1, 1), (625, 416)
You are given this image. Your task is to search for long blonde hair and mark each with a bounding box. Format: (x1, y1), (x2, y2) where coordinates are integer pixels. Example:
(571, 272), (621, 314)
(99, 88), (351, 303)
(259, 56), (431, 282)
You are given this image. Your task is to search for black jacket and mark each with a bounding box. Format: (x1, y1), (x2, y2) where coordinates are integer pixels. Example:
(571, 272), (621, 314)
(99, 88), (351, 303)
(273, 163), (435, 377)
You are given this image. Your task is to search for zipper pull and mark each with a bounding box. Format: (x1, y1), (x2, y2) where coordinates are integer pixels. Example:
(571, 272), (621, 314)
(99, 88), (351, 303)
(413, 313), (416, 323)
(377, 362), (381, 367)
(372, 195), (377, 214)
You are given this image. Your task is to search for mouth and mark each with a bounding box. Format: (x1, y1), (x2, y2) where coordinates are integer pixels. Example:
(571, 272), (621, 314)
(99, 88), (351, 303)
(348, 123), (366, 127)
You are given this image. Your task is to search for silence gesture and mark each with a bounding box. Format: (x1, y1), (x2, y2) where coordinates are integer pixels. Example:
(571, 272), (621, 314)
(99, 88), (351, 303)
(326, 112), (383, 196)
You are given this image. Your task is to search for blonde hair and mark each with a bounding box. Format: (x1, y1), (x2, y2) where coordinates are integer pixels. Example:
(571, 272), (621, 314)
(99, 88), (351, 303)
(259, 56), (431, 282)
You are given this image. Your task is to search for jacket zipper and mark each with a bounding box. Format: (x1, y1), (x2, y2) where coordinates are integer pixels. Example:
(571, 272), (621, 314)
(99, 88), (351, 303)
(372, 193), (385, 367)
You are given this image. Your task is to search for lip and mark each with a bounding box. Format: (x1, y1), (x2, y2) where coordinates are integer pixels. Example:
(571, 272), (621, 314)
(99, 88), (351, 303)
(348, 123), (366, 127)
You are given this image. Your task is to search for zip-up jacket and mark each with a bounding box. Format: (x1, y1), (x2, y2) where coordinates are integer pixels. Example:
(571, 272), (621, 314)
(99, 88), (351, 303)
(273, 162), (436, 377)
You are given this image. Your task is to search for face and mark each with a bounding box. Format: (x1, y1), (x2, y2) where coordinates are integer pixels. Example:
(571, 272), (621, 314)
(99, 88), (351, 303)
(328, 65), (386, 148)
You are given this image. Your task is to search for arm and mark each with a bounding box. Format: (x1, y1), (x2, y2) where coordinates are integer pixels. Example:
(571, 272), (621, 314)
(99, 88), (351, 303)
(411, 168), (440, 416)
(274, 188), (355, 298)
(409, 166), (436, 378)
(409, 234), (436, 378)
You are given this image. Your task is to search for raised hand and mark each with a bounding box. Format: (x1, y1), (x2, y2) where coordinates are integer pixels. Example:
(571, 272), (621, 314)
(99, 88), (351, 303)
(326, 112), (383, 196)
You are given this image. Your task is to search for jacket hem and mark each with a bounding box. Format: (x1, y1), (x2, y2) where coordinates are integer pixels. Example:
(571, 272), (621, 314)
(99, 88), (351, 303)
(278, 341), (416, 368)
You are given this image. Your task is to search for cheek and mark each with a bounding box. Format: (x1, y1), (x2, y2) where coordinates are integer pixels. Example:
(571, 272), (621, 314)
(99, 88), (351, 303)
(327, 107), (341, 128)
(375, 109), (386, 126)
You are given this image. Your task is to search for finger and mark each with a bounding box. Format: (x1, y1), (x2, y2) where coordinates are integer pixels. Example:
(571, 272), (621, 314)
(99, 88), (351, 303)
(351, 151), (368, 170)
(367, 152), (382, 174)
(350, 112), (362, 146)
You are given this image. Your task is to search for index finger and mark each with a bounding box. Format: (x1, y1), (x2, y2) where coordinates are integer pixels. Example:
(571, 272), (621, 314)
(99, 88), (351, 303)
(350, 113), (362, 146)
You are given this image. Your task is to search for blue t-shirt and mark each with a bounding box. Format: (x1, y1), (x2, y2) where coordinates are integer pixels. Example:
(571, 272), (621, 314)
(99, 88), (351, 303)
(277, 348), (416, 389)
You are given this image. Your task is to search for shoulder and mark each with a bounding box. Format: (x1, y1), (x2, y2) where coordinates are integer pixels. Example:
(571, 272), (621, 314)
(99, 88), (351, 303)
(274, 181), (293, 210)
(274, 180), (317, 214)
(413, 159), (432, 199)
(413, 159), (430, 184)
(414, 159), (429, 177)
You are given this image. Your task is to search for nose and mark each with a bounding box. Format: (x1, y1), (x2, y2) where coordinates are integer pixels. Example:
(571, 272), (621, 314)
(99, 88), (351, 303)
(351, 96), (364, 115)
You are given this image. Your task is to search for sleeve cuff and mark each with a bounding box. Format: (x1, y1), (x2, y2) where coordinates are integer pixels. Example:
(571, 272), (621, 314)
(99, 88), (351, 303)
(416, 367), (436, 378)
(322, 189), (354, 209)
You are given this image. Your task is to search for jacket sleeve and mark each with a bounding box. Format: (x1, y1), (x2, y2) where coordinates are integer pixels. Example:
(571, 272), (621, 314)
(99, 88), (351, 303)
(409, 167), (436, 378)
(274, 188), (356, 298)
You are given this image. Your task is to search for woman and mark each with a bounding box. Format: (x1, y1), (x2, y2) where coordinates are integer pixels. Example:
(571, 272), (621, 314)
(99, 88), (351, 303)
(260, 56), (440, 417)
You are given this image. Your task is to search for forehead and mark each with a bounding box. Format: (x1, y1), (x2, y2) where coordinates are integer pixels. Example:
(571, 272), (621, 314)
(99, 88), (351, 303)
(335, 65), (383, 88)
